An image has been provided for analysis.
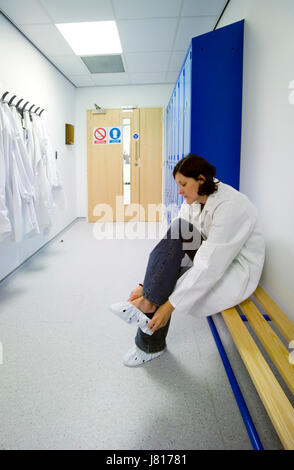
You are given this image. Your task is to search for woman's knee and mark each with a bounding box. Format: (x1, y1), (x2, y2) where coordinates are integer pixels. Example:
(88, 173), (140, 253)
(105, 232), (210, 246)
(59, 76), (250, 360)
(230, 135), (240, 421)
(169, 217), (184, 240)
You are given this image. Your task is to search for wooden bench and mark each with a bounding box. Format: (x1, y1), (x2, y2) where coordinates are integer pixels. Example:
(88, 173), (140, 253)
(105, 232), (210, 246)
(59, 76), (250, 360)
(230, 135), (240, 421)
(209, 285), (294, 450)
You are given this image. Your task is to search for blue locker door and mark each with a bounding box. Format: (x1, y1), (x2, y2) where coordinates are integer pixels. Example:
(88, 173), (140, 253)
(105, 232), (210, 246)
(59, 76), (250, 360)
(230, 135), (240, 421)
(172, 92), (176, 161)
(176, 81), (180, 162)
(190, 20), (244, 189)
(165, 104), (171, 207)
(183, 46), (192, 156)
(178, 68), (184, 161)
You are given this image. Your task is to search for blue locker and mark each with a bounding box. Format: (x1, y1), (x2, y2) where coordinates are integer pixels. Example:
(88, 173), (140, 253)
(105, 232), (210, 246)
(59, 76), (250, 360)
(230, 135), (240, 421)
(178, 68), (185, 161)
(165, 20), (244, 215)
(183, 47), (192, 157)
(175, 81), (180, 160)
(190, 20), (244, 189)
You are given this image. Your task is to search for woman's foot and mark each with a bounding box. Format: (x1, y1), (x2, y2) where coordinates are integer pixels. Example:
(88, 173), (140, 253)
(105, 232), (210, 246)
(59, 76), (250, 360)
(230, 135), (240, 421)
(123, 345), (166, 367)
(109, 301), (153, 335)
(130, 296), (157, 314)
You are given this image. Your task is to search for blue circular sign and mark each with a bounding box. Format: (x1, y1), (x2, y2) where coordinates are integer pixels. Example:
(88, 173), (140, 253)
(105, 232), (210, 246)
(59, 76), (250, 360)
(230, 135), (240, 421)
(109, 127), (121, 140)
(133, 133), (139, 140)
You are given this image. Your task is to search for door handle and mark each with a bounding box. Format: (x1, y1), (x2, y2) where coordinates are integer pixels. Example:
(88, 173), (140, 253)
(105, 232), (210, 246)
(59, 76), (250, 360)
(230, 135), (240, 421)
(134, 140), (139, 166)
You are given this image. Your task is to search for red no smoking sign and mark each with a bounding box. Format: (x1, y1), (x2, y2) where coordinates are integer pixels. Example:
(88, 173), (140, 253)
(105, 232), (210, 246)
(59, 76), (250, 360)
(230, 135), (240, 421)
(93, 127), (107, 144)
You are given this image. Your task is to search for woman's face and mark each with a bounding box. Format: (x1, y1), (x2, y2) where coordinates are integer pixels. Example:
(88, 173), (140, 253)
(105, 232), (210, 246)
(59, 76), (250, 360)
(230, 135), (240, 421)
(175, 172), (207, 205)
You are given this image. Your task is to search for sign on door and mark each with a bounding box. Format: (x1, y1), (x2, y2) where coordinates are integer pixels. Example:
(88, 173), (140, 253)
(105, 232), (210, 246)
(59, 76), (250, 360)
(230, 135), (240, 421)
(108, 127), (122, 144)
(93, 127), (107, 144)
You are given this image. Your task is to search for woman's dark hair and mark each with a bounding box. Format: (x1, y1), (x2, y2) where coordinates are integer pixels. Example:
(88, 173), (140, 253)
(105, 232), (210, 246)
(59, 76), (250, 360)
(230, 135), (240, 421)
(173, 154), (219, 196)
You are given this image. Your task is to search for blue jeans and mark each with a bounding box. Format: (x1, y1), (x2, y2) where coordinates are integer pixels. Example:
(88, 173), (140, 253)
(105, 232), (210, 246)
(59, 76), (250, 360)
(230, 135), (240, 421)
(135, 218), (202, 353)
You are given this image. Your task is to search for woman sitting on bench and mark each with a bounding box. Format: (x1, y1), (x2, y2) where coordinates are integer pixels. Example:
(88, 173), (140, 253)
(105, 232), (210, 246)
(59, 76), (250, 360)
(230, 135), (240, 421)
(110, 154), (265, 367)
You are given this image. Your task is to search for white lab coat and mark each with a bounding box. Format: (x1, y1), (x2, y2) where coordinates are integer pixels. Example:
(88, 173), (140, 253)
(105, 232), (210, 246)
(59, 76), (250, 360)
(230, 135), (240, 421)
(37, 116), (67, 210)
(23, 110), (35, 170)
(0, 100), (66, 243)
(169, 182), (265, 317)
(0, 103), (12, 238)
(31, 113), (54, 229)
(2, 103), (40, 241)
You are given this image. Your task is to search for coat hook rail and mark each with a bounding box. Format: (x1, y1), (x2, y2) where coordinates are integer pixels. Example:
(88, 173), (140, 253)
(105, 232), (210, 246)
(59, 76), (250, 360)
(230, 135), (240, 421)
(0, 91), (45, 115)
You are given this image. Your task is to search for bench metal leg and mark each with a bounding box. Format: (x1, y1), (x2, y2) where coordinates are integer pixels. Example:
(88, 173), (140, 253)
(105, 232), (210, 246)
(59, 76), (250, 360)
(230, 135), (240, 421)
(207, 316), (264, 450)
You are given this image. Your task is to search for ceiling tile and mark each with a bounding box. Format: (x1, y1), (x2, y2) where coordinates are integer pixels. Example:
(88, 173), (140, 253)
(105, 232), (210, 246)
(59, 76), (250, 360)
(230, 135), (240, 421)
(113, 0), (182, 19)
(49, 55), (89, 75)
(91, 73), (130, 86)
(39, 0), (114, 23)
(129, 72), (166, 85)
(166, 71), (179, 84)
(174, 16), (217, 50)
(21, 24), (75, 56)
(117, 18), (178, 53)
(182, 0), (227, 17)
(66, 75), (95, 87)
(125, 51), (170, 73)
(0, 0), (51, 25)
(168, 50), (187, 71)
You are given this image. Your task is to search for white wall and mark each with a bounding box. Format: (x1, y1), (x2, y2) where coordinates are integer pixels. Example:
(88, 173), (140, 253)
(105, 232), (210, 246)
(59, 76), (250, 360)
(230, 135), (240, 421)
(75, 84), (173, 216)
(218, 0), (294, 320)
(0, 13), (77, 281)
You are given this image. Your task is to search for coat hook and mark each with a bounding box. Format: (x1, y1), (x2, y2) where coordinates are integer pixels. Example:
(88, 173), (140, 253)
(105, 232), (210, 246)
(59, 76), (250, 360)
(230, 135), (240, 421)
(16, 98), (24, 109)
(1, 91), (9, 102)
(8, 95), (17, 106)
(22, 101), (30, 112)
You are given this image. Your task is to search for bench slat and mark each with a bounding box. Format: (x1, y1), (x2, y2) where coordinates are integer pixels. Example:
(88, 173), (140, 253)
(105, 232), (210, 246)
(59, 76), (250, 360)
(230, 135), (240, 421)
(221, 307), (294, 450)
(253, 286), (294, 344)
(239, 299), (294, 396)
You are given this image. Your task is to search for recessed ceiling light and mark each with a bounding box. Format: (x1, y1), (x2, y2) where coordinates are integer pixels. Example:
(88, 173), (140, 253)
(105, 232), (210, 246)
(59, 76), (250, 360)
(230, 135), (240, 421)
(56, 21), (122, 56)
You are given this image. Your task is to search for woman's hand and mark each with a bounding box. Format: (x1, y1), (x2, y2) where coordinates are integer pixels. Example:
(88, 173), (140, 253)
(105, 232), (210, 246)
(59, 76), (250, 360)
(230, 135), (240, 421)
(148, 301), (174, 333)
(128, 285), (143, 302)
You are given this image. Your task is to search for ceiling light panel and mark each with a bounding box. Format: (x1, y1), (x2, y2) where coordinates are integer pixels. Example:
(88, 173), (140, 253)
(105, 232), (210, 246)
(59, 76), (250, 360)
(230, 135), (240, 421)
(55, 21), (122, 56)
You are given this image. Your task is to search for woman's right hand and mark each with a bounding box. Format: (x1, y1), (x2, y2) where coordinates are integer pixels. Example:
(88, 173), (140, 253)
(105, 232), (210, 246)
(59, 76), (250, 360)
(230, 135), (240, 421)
(128, 285), (143, 302)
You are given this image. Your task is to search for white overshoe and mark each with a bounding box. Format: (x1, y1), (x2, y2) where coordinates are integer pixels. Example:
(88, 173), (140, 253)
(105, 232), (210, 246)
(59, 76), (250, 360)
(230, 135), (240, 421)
(123, 346), (166, 367)
(109, 301), (153, 336)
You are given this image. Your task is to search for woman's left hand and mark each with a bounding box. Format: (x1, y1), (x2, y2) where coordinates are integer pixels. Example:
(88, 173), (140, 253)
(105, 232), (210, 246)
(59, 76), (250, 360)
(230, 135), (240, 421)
(148, 301), (174, 333)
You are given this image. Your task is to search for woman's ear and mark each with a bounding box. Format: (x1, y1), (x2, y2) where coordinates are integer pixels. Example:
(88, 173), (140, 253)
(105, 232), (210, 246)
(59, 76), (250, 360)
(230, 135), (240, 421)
(197, 174), (206, 183)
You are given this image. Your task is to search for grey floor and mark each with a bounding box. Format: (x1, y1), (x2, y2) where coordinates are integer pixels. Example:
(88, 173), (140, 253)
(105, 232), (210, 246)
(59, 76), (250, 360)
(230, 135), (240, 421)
(0, 219), (285, 450)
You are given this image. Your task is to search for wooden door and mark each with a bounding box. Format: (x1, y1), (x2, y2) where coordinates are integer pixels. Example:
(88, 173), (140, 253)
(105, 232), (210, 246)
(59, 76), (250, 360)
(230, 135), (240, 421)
(87, 108), (162, 222)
